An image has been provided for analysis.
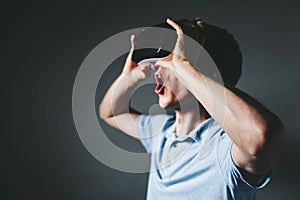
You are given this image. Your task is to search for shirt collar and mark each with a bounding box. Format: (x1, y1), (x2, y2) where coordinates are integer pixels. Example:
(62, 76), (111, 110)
(165, 117), (219, 143)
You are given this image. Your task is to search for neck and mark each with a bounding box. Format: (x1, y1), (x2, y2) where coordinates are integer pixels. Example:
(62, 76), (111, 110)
(174, 101), (210, 138)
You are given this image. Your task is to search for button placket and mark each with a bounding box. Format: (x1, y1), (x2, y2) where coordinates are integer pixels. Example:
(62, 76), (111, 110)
(160, 139), (173, 167)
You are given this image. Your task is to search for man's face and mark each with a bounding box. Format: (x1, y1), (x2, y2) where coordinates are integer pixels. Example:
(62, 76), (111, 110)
(154, 66), (192, 109)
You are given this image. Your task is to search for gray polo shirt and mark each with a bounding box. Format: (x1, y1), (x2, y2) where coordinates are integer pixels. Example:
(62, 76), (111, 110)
(137, 114), (271, 200)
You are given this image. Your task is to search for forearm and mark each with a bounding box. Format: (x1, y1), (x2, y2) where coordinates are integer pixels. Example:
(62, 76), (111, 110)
(99, 74), (137, 119)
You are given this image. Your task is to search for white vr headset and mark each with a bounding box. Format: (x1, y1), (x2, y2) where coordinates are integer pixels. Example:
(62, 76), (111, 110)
(137, 56), (169, 70)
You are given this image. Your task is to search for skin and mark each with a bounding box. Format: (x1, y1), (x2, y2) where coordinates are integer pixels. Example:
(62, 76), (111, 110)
(99, 19), (285, 184)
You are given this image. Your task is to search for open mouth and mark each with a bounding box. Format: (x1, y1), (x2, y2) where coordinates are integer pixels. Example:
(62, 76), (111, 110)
(155, 73), (165, 95)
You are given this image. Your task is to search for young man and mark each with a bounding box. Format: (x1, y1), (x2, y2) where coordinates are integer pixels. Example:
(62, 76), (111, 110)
(99, 18), (285, 199)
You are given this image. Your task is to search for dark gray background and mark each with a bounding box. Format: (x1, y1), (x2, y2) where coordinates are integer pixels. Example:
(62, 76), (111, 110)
(4, 0), (300, 199)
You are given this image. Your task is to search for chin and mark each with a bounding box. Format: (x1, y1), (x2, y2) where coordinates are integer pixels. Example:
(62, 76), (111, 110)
(158, 96), (179, 109)
(158, 99), (169, 109)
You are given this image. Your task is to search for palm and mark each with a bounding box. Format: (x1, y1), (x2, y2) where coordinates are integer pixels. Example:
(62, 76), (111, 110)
(122, 35), (150, 80)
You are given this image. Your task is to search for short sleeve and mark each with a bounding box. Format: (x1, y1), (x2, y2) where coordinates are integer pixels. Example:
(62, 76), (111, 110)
(217, 133), (272, 190)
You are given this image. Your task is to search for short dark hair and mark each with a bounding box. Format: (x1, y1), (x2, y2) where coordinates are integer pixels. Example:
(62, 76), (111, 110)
(176, 18), (243, 86)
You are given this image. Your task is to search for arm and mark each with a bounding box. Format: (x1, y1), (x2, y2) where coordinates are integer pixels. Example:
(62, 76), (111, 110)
(99, 35), (150, 138)
(155, 19), (285, 177)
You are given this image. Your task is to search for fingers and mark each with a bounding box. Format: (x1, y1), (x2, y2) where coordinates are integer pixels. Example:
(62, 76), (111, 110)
(126, 35), (135, 63)
(166, 18), (183, 35)
(130, 35), (135, 50)
(166, 18), (185, 58)
(154, 60), (173, 69)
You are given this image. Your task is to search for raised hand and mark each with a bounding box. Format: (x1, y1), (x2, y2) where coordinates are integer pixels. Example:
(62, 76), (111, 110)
(122, 35), (151, 82)
(154, 18), (202, 74)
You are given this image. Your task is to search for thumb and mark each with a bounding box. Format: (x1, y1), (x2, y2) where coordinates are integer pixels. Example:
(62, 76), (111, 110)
(126, 35), (135, 63)
(123, 35), (138, 73)
(154, 60), (172, 69)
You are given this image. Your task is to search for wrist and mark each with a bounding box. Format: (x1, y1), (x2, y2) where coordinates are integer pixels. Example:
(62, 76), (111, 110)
(173, 59), (193, 74)
(119, 73), (140, 87)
